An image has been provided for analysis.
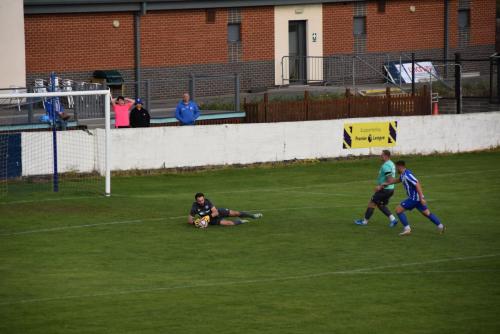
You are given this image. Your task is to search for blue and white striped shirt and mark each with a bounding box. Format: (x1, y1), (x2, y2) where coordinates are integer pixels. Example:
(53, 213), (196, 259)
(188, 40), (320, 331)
(400, 169), (422, 201)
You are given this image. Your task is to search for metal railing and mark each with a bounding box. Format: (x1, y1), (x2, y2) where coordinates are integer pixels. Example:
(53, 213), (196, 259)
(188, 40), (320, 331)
(2, 73), (244, 126)
(489, 54), (500, 103)
(352, 55), (408, 92)
(281, 56), (326, 85)
(122, 73), (242, 112)
(281, 54), (409, 88)
(281, 55), (406, 90)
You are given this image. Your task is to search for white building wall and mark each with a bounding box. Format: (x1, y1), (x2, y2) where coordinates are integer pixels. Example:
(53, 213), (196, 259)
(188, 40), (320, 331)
(274, 4), (323, 86)
(0, 0), (26, 88)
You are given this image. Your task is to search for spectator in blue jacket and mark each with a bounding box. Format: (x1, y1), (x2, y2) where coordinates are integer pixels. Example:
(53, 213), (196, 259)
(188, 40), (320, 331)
(175, 93), (200, 125)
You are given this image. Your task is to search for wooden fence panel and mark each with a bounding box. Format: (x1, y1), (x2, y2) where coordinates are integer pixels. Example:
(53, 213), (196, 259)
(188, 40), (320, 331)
(350, 97), (387, 118)
(243, 90), (431, 123)
(268, 101), (307, 122)
(415, 95), (431, 115)
(308, 99), (349, 120)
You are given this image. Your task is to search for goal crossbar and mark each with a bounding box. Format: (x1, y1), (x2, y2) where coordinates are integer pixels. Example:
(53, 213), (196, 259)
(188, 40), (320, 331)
(0, 90), (110, 99)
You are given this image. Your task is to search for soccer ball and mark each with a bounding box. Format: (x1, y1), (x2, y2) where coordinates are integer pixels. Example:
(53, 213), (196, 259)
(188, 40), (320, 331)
(194, 215), (210, 229)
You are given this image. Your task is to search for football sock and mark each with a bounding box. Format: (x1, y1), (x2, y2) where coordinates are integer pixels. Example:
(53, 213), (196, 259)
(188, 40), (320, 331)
(364, 207), (375, 221)
(233, 219), (246, 225)
(397, 212), (409, 227)
(378, 205), (392, 218)
(427, 213), (441, 226)
(239, 211), (253, 218)
(389, 214), (397, 222)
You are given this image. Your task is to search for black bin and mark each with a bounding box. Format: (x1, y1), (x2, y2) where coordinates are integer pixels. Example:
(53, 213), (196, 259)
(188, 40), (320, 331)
(92, 70), (124, 95)
(92, 70), (124, 86)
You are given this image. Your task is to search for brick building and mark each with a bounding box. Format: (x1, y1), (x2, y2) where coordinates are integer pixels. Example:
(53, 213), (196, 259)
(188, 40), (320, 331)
(10, 0), (499, 95)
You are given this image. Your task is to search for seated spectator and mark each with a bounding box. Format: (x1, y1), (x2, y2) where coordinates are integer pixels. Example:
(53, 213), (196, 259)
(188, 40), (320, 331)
(41, 97), (70, 130)
(129, 98), (151, 128)
(175, 92), (200, 125)
(111, 94), (134, 128)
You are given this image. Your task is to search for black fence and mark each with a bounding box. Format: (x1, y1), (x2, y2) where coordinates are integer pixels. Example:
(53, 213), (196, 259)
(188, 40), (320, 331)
(281, 52), (500, 114)
(121, 73), (242, 112)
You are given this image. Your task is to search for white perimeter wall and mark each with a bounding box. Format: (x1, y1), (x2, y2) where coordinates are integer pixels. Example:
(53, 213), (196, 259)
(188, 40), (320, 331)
(22, 129), (105, 176)
(109, 113), (500, 171)
(274, 4), (323, 85)
(0, 0), (26, 88)
(20, 113), (500, 176)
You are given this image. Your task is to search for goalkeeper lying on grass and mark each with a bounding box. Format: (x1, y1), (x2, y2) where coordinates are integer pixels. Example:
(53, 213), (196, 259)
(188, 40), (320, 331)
(188, 192), (263, 228)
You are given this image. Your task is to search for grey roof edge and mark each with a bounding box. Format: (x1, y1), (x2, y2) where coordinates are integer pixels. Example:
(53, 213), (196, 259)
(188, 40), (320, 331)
(25, 0), (361, 14)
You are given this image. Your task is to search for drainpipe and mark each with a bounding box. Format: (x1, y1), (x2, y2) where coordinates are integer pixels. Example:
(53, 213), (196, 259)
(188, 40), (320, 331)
(135, 2), (147, 97)
(444, 0), (449, 77)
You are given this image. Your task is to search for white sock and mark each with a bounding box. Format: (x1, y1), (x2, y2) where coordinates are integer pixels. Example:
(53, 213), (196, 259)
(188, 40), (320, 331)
(437, 224), (444, 229)
(363, 219), (369, 224)
(404, 225), (411, 230)
(389, 215), (396, 222)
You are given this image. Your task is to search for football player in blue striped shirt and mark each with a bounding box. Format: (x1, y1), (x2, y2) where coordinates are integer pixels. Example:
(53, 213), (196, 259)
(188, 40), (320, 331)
(378, 160), (445, 236)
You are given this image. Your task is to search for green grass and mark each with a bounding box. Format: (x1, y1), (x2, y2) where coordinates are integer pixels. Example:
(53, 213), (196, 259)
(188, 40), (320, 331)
(1, 151), (500, 333)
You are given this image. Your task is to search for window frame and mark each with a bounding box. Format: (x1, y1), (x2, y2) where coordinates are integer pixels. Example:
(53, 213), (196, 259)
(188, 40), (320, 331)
(353, 16), (367, 36)
(227, 23), (241, 43)
(458, 9), (470, 29)
(377, 0), (386, 13)
(206, 9), (216, 24)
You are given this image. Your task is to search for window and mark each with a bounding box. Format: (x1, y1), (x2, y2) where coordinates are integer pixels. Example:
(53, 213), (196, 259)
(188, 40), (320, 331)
(377, 0), (386, 13)
(228, 23), (241, 42)
(206, 9), (216, 24)
(353, 16), (366, 35)
(458, 9), (470, 28)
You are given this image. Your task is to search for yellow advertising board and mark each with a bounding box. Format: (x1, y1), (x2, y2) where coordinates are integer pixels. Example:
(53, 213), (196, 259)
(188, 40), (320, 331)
(343, 121), (397, 149)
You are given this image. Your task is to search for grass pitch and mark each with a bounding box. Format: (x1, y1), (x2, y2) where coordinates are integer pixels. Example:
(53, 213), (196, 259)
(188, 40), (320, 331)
(1, 151), (500, 333)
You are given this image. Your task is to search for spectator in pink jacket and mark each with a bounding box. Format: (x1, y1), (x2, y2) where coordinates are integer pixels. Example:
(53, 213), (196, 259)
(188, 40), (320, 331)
(111, 94), (134, 128)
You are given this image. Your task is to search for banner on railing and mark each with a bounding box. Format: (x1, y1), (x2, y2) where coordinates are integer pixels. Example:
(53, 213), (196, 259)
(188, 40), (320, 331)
(385, 61), (439, 84)
(343, 121), (397, 149)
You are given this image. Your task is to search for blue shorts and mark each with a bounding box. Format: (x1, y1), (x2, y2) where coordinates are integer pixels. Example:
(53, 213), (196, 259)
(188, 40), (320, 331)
(400, 198), (428, 212)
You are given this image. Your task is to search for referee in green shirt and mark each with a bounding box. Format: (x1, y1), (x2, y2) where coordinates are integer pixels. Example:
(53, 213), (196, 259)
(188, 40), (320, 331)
(355, 150), (398, 227)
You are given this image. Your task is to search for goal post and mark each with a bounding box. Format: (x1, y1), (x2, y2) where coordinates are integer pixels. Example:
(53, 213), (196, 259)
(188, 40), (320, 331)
(0, 89), (111, 197)
(104, 91), (110, 196)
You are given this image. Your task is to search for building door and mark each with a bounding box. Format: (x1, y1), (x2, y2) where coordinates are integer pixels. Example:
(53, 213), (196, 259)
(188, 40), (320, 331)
(288, 20), (307, 84)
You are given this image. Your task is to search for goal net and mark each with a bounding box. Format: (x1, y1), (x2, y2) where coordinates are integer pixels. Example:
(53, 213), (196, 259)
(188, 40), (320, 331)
(0, 81), (111, 198)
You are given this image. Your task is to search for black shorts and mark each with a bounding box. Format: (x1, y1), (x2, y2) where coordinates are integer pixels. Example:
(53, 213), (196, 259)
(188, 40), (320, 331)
(371, 189), (394, 206)
(209, 208), (230, 225)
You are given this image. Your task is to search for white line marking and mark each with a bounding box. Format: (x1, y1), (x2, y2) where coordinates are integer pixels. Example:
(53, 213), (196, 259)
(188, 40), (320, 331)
(347, 253), (500, 272)
(0, 203), (362, 237)
(97, 167), (500, 199)
(0, 196), (99, 205)
(0, 217), (181, 237)
(280, 190), (353, 197)
(352, 269), (500, 274)
(2, 168), (499, 205)
(424, 168), (500, 178)
(112, 187), (355, 199)
(258, 203), (360, 212)
(1, 253), (498, 306)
